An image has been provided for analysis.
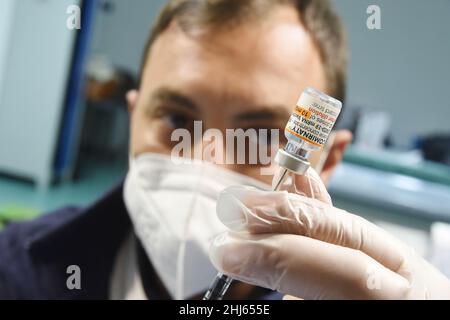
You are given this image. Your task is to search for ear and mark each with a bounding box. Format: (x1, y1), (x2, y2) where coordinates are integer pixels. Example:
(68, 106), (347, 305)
(320, 130), (353, 185)
(126, 89), (139, 113)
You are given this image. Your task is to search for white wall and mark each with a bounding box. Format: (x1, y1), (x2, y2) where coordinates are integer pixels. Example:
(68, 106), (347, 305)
(90, 0), (166, 76)
(0, 0), (79, 187)
(334, 0), (450, 147)
(91, 0), (450, 147)
(0, 0), (16, 104)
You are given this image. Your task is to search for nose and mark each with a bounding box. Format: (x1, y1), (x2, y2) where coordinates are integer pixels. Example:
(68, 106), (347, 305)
(190, 129), (275, 184)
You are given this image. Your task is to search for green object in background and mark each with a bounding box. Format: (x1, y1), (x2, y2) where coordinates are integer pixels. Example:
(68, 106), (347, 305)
(0, 204), (40, 231)
(343, 146), (450, 186)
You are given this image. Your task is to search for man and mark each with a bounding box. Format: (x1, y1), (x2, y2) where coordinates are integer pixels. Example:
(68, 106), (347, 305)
(0, 0), (352, 299)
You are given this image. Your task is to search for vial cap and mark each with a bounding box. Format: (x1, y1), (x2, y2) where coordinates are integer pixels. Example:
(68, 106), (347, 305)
(274, 149), (310, 175)
(302, 87), (342, 110)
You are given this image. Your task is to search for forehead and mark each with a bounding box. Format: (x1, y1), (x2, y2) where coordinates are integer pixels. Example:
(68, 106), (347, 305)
(141, 5), (325, 106)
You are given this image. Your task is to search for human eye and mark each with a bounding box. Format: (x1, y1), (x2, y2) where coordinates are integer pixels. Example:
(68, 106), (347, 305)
(152, 105), (196, 132)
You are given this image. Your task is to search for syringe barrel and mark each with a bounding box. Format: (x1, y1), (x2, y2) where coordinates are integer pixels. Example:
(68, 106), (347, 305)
(203, 273), (233, 300)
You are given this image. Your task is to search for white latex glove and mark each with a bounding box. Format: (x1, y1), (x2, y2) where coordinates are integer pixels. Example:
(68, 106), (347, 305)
(209, 171), (450, 299)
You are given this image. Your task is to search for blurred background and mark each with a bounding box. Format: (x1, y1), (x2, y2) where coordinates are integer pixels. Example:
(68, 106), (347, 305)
(0, 0), (449, 274)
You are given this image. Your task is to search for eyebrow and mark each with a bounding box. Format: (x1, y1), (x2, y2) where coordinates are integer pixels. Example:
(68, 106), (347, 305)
(149, 87), (199, 113)
(149, 87), (290, 123)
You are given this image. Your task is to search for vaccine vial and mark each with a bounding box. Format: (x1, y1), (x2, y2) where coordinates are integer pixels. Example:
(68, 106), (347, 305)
(285, 87), (342, 158)
(273, 87), (342, 190)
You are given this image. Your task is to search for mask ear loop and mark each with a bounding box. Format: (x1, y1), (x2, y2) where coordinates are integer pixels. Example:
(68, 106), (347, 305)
(174, 161), (207, 300)
(128, 151), (136, 171)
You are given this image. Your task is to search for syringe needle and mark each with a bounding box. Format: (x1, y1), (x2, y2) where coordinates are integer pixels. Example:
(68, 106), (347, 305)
(272, 168), (288, 191)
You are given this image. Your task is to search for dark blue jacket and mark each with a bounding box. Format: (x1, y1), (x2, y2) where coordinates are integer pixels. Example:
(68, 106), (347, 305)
(0, 184), (281, 300)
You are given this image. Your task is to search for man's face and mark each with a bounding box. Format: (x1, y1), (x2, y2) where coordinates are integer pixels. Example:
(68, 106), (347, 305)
(129, 6), (333, 185)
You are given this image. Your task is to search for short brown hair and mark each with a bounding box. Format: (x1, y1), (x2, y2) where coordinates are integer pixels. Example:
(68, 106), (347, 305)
(141, 0), (348, 102)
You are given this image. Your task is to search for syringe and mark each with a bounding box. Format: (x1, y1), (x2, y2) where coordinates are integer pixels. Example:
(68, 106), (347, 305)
(203, 87), (342, 300)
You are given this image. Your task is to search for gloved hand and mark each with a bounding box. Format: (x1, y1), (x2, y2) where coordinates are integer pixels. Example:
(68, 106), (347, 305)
(209, 170), (450, 299)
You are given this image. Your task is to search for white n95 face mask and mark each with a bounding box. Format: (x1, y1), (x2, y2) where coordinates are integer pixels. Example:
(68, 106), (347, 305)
(123, 153), (269, 300)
